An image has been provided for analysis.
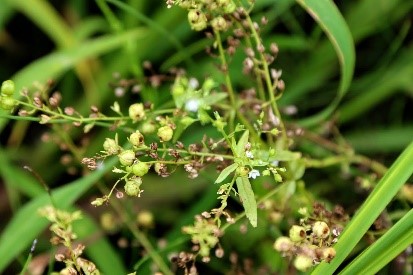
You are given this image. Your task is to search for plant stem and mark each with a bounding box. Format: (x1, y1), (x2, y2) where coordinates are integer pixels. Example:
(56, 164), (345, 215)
(245, 15), (288, 148)
(214, 30), (261, 142)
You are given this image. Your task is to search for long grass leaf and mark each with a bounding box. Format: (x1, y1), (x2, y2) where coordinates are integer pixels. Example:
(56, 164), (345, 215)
(340, 209), (413, 275)
(6, 0), (75, 48)
(295, 0), (355, 127)
(312, 141), (413, 274)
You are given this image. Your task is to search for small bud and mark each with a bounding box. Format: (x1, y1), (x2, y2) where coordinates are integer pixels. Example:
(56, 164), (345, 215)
(129, 131), (145, 147)
(103, 138), (120, 155)
(321, 247), (336, 262)
(100, 212), (117, 232)
(270, 128), (280, 136)
(129, 103), (145, 122)
(188, 9), (208, 31)
(157, 125), (173, 142)
(289, 225), (306, 242)
(273, 173), (282, 182)
(132, 162), (150, 177)
(118, 150), (135, 166)
(262, 169), (271, 176)
(91, 198), (105, 206)
(1, 80), (15, 96)
(312, 221), (330, 239)
(211, 16), (227, 31)
(141, 121), (156, 134)
(124, 177), (143, 196)
(202, 78), (216, 92)
(215, 247), (224, 258)
(294, 255), (313, 272)
(274, 236), (293, 252)
(223, 1), (236, 13)
(137, 210), (154, 227)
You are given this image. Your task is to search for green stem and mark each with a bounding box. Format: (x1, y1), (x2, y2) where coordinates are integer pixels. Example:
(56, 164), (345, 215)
(245, 15), (288, 148)
(214, 30), (261, 142)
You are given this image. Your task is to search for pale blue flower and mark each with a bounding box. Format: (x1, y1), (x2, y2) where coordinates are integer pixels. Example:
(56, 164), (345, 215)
(185, 98), (200, 112)
(246, 151), (254, 159)
(248, 169), (260, 179)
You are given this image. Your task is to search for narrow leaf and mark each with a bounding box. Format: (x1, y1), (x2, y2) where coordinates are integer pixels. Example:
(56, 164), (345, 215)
(340, 209), (413, 275)
(236, 130), (249, 157)
(296, 0), (355, 127)
(236, 176), (257, 227)
(215, 163), (238, 184)
(313, 141), (413, 274)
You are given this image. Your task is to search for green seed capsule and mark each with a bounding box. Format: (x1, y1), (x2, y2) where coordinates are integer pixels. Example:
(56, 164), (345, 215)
(1, 80), (15, 96)
(157, 125), (173, 142)
(0, 96), (16, 110)
(118, 150), (135, 166)
(132, 162), (150, 177)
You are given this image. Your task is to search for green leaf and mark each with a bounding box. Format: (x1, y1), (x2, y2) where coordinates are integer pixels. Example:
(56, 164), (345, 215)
(312, 141), (413, 274)
(215, 163), (238, 184)
(0, 156), (118, 272)
(236, 130), (250, 157)
(0, 148), (44, 198)
(236, 176), (257, 227)
(296, 0), (355, 127)
(340, 209), (413, 275)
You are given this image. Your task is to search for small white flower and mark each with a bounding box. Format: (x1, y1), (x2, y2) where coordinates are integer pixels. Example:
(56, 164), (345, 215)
(188, 78), (199, 89)
(245, 151), (254, 159)
(185, 98), (200, 112)
(248, 169), (260, 179)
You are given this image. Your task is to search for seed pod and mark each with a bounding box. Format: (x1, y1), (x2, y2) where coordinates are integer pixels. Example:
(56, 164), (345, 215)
(312, 221), (330, 239)
(118, 150), (135, 166)
(129, 131), (145, 147)
(103, 138), (120, 155)
(132, 162), (150, 177)
(129, 103), (145, 122)
(157, 125), (173, 142)
(289, 225), (306, 242)
(124, 177), (142, 196)
(294, 255), (313, 272)
(188, 9), (208, 31)
(1, 80), (15, 96)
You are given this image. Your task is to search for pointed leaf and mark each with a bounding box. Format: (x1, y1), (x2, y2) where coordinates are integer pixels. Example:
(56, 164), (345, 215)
(236, 176), (257, 227)
(236, 130), (249, 157)
(215, 163), (238, 184)
(296, 0), (355, 127)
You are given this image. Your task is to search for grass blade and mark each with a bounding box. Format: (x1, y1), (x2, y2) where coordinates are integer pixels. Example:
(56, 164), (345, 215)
(340, 209), (413, 275)
(312, 141), (413, 274)
(295, 0), (355, 127)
